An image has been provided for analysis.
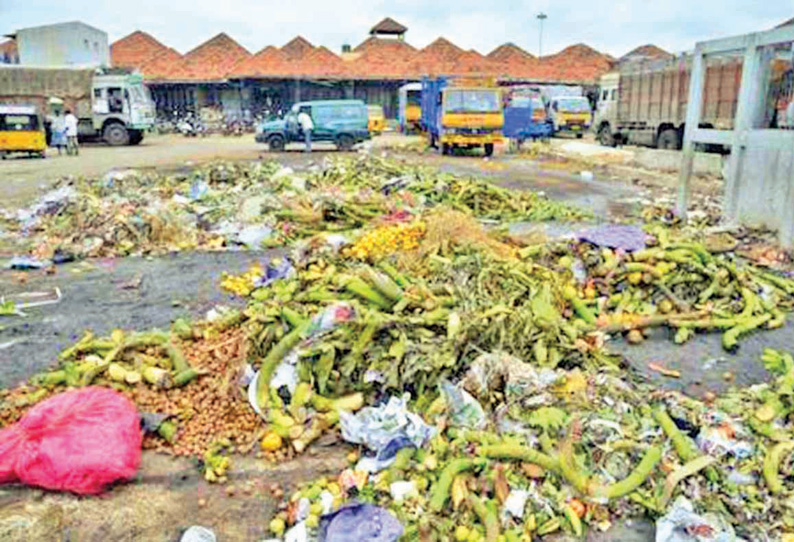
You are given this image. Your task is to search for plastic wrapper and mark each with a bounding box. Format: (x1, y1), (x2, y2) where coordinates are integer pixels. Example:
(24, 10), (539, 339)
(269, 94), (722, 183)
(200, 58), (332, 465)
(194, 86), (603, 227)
(655, 497), (739, 542)
(319, 503), (403, 542)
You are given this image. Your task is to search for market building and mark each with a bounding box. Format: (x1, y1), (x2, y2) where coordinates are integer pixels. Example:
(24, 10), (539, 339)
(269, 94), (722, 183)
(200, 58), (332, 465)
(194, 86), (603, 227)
(110, 17), (622, 119)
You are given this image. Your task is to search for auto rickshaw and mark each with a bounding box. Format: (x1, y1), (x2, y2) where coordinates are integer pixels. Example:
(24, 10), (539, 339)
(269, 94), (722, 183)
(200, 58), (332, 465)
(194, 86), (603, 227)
(367, 104), (386, 135)
(0, 105), (47, 159)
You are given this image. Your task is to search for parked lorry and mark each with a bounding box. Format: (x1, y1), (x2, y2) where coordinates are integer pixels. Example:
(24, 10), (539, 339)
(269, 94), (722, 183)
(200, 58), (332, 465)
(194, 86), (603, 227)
(502, 87), (553, 145)
(0, 66), (155, 146)
(398, 83), (422, 133)
(421, 76), (503, 156)
(593, 56), (743, 150)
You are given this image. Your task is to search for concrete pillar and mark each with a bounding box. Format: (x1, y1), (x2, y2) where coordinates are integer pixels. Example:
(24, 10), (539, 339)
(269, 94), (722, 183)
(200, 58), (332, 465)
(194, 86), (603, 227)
(677, 49), (706, 219)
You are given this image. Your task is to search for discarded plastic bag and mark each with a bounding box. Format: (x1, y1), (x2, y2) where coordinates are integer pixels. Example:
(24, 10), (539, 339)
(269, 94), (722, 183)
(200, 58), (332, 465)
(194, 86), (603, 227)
(578, 224), (648, 252)
(340, 394), (435, 472)
(440, 380), (486, 429)
(655, 497), (738, 542)
(319, 503), (403, 542)
(0, 387), (142, 494)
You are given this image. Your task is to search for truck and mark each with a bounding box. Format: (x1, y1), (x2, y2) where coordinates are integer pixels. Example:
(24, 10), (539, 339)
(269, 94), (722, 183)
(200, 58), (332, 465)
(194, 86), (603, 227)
(421, 76), (503, 156)
(502, 87), (553, 145)
(593, 56), (742, 150)
(0, 66), (155, 146)
(398, 82), (422, 133)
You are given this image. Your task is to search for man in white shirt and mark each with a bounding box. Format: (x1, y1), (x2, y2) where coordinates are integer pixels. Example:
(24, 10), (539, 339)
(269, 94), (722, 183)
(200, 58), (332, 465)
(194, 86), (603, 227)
(297, 108), (313, 153)
(64, 110), (79, 156)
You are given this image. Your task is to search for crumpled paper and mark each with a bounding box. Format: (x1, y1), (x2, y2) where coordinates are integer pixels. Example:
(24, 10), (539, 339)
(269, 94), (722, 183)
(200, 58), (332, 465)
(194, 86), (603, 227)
(340, 394), (435, 472)
(655, 497), (739, 542)
(440, 380), (486, 429)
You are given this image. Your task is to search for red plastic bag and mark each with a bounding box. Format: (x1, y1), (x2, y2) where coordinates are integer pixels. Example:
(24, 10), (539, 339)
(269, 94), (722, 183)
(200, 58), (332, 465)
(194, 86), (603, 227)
(0, 387), (142, 494)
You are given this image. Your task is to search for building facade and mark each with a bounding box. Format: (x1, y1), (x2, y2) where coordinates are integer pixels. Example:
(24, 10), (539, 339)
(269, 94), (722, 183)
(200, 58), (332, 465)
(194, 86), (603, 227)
(10, 21), (109, 67)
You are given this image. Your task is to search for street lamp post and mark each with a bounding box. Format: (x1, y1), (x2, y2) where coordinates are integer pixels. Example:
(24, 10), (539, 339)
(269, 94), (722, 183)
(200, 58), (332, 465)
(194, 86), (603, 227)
(537, 12), (548, 58)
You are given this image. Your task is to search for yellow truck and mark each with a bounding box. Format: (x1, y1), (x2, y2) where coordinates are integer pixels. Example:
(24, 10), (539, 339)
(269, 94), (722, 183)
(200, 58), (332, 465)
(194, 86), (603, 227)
(549, 96), (592, 138)
(421, 77), (503, 156)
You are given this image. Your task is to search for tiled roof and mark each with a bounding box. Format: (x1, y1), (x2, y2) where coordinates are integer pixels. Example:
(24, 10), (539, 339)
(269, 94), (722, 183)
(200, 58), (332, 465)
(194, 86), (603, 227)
(111, 30), (172, 68)
(229, 46), (291, 78)
(542, 44), (615, 82)
(0, 39), (17, 61)
(370, 17), (408, 35)
(619, 44), (672, 62)
(138, 48), (190, 81)
(350, 37), (416, 78)
(181, 33), (251, 81)
(776, 17), (794, 28)
(111, 28), (615, 84)
(487, 43), (535, 62)
(281, 36), (314, 60)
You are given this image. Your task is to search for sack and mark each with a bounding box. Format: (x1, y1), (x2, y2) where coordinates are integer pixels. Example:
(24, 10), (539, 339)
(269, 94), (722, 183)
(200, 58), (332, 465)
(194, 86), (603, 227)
(0, 387), (142, 494)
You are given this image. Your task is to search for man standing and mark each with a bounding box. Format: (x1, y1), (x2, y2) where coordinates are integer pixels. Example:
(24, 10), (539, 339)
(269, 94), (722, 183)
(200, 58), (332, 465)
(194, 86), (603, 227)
(297, 108), (313, 153)
(64, 109), (79, 156)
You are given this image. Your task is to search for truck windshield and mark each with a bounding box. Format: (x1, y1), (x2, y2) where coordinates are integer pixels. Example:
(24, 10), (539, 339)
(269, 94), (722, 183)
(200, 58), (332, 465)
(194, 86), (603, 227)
(556, 98), (590, 113)
(407, 92), (421, 106)
(0, 114), (39, 131)
(444, 90), (500, 113)
(128, 84), (152, 104)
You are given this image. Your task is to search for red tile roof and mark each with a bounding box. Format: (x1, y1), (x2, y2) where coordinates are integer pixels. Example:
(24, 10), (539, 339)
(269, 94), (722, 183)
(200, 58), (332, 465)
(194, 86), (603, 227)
(0, 39), (17, 61)
(620, 44), (672, 62)
(181, 33), (251, 81)
(137, 48), (190, 81)
(111, 30), (173, 68)
(281, 36), (314, 60)
(370, 17), (408, 35)
(487, 43), (535, 62)
(111, 28), (616, 84)
(350, 37), (416, 78)
(229, 46), (291, 78)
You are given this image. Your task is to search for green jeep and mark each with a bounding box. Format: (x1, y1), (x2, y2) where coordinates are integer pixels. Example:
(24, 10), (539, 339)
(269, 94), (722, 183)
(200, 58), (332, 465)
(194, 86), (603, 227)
(255, 100), (370, 151)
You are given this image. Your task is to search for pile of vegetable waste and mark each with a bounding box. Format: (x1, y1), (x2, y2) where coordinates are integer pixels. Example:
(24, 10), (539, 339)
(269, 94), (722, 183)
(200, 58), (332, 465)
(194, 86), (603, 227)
(0, 156), (587, 262)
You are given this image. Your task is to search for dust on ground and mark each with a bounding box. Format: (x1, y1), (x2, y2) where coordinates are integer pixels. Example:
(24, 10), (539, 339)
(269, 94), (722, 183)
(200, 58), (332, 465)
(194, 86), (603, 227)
(0, 447), (349, 542)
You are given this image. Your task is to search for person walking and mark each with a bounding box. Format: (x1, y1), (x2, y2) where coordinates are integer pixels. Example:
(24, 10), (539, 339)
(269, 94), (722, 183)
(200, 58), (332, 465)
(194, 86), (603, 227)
(64, 109), (79, 156)
(297, 108), (313, 153)
(50, 110), (67, 156)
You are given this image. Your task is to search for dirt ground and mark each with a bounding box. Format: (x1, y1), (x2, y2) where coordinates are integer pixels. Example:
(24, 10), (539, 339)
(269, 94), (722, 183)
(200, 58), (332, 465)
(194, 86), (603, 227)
(0, 132), (757, 542)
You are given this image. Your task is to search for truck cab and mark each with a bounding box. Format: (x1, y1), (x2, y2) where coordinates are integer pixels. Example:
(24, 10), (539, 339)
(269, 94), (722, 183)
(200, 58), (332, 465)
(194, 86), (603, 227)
(90, 73), (155, 145)
(421, 77), (503, 156)
(549, 96), (592, 138)
(594, 72), (620, 146)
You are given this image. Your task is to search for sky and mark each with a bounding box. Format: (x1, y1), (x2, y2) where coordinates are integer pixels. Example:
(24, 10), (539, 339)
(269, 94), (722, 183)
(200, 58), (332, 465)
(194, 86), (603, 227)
(1, 0), (792, 58)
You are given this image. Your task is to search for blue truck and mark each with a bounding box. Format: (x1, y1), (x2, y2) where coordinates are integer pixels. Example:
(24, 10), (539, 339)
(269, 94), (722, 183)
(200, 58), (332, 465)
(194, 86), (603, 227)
(502, 93), (553, 147)
(420, 76), (504, 156)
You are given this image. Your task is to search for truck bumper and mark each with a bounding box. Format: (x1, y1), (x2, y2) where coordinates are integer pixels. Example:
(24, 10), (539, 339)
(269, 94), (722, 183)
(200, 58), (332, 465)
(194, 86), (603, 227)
(556, 124), (590, 134)
(440, 134), (503, 146)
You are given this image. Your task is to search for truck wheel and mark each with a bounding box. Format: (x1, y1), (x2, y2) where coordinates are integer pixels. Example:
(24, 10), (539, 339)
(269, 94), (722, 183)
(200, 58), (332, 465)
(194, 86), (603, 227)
(336, 134), (355, 151)
(657, 129), (680, 150)
(598, 126), (616, 147)
(441, 143), (451, 155)
(268, 135), (285, 152)
(104, 123), (130, 146)
(484, 143), (494, 157)
(576, 133), (584, 139)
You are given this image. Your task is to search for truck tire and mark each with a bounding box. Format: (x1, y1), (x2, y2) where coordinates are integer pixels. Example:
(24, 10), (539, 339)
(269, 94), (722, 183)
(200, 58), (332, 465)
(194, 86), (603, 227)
(657, 129), (680, 150)
(104, 123), (130, 146)
(598, 126), (616, 147)
(336, 134), (355, 151)
(129, 130), (144, 145)
(441, 142), (451, 155)
(484, 143), (494, 157)
(268, 135), (285, 152)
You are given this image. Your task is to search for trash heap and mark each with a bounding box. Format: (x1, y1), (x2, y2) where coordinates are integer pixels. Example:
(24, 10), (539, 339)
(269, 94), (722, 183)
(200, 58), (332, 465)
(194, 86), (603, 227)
(2, 157), (794, 540)
(0, 156), (587, 264)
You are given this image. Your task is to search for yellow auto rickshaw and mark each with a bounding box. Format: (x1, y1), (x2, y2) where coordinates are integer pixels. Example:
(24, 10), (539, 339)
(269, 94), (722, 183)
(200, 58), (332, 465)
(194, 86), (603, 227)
(0, 105), (47, 159)
(367, 104), (386, 135)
